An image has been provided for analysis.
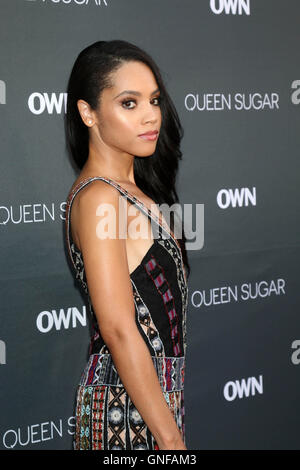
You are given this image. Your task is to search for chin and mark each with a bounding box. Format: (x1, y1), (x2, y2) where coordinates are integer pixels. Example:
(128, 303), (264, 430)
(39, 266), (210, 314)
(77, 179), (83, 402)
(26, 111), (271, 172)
(135, 151), (156, 158)
(134, 145), (157, 158)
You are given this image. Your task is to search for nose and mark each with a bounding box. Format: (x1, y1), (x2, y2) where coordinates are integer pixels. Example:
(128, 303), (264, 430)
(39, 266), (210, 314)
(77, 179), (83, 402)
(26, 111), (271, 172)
(142, 101), (160, 124)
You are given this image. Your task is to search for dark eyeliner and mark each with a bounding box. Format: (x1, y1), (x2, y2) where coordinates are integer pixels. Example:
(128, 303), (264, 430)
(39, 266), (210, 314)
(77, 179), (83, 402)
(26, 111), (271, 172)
(121, 98), (136, 109)
(121, 95), (161, 109)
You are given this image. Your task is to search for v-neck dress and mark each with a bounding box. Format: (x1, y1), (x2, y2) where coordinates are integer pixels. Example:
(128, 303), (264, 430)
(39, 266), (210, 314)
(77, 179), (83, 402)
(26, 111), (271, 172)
(65, 176), (188, 450)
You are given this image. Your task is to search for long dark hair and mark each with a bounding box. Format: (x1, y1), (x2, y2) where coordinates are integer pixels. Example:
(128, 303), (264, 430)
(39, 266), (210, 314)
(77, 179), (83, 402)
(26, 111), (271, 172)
(64, 39), (190, 279)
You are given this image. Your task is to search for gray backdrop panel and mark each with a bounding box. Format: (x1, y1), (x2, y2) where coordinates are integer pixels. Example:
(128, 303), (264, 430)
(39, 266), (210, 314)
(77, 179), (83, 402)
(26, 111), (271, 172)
(0, 0), (299, 450)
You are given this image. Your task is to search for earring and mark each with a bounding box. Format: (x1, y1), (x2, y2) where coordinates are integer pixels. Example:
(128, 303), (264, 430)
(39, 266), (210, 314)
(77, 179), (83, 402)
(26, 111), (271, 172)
(88, 120), (93, 125)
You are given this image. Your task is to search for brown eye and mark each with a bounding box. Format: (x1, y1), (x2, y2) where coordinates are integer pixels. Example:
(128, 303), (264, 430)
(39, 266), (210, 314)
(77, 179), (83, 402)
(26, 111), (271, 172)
(152, 96), (161, 105)
(121, 96), (161, 110)
(121, 99), (136, 109)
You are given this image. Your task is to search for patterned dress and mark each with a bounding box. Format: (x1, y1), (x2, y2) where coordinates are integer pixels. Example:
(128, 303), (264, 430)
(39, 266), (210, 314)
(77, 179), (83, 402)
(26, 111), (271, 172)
(65, 176), (188, 450)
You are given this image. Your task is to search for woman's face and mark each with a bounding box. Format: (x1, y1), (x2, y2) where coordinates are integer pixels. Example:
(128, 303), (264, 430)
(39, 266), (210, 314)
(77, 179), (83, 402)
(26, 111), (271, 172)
(92, 60), (162, 158)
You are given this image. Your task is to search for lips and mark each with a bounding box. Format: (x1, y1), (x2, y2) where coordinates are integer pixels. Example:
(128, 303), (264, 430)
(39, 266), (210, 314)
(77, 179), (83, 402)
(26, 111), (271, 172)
(138, 130), (158, 137)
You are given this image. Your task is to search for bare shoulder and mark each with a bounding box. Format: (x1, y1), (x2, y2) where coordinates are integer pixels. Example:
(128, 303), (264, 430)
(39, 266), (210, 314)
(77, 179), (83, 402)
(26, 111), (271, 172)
(71, 179), (126, 250)
(77, 178), (121, 206)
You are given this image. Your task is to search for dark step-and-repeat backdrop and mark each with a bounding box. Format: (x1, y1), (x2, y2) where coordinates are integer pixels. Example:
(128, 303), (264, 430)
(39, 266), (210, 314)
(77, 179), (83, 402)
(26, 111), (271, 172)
(0, 0), (299, 450)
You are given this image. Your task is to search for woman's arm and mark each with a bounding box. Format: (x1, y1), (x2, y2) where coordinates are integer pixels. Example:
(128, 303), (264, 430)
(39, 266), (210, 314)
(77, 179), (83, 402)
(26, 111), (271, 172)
(73, 180), (186, 450)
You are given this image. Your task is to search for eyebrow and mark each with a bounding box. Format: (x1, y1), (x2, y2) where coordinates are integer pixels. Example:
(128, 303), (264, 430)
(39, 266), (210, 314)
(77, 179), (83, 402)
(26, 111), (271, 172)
(113, 88), (160, 100)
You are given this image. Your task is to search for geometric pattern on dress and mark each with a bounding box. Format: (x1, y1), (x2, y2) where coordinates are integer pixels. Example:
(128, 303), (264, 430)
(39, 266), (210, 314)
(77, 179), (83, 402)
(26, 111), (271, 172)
(157, 356), (185, 393)
(127, 396), (148, 449)
(74, 384), (185, 450)
(91, 385), (106, 450)
(158, 237), (189, 358)
(70, 242), (88, 295)
(79, 353), (185, 392)
(130, 278), (165, 357)
(75, 385), (92, 450)
(79, 354), (124, 388)
(107, 386), (127, 450)
(144, 255), (182, 357)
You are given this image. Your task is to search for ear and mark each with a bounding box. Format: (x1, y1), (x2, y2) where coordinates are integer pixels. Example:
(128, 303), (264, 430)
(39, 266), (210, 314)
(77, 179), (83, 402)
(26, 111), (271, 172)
(77, 99), (95, 127)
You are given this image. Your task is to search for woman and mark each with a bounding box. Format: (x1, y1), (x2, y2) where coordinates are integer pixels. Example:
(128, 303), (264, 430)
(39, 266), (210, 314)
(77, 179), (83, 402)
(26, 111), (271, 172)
(64, 40), (190, 450)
